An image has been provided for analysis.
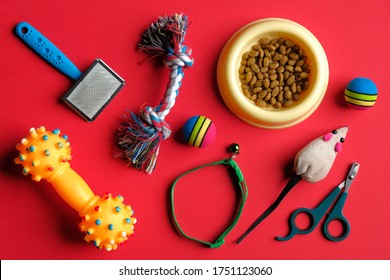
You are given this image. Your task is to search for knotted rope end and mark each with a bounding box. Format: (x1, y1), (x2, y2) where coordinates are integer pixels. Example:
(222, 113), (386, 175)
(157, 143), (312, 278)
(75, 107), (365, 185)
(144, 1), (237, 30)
(115, 111), (162, 173)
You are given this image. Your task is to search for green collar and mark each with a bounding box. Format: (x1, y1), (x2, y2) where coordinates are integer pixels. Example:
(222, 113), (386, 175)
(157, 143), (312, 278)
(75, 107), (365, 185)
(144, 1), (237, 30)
(170, 144), (248, 248)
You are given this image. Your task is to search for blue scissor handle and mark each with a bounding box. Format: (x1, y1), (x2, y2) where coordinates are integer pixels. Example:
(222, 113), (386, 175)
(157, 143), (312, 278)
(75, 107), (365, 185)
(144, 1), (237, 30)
(322, 192), (350, 242)
(277, 186), (342, 241)
(15, 22), (82, 80)
(276, 207), (319, 241)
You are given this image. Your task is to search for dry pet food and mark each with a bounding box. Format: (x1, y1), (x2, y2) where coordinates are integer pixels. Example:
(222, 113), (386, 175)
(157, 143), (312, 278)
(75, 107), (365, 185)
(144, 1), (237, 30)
(239, 37), (310, 108)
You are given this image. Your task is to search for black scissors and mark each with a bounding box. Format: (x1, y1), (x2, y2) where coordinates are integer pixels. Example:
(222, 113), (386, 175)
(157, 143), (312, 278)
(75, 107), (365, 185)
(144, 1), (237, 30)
(276, 162), (359, 242)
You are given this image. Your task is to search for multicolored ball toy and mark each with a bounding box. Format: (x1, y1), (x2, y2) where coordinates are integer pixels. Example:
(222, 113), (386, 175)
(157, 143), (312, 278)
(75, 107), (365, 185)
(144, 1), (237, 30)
(14, 126), (137, 251)
(183, 116), (216, 148)
(344, 77), (378, 110)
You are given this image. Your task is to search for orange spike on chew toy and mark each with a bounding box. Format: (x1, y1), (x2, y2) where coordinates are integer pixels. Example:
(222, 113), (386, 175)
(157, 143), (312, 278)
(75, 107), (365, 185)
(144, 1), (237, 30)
(14, 126), (136, 251)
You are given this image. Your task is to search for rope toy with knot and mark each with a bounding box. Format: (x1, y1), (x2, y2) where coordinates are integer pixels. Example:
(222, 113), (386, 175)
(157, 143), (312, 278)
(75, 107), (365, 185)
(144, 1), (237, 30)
(116, 14), (193, 173)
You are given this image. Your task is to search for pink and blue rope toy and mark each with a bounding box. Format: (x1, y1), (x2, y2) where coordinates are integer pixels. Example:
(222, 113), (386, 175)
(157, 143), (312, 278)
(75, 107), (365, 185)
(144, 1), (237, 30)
(116, 14), (194, 173)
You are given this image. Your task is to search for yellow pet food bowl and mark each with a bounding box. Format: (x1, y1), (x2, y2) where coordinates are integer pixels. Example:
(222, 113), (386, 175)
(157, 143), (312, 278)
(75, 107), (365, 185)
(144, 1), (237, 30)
(217, 18), (329, 129)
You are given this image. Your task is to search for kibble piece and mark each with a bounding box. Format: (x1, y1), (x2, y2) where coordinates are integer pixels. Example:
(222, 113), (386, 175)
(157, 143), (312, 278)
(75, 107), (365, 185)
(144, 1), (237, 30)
(247, 57), (256, 66)
(274, 101), (282, 108)
(263, 57), (270, 67)
(245, 72), (253, 83)
(252, 44), (261, 52)
(271, 86), (280, 96)
(291, 83), (297, 93)
(289, 52), (299, 60)
(296, 60), (304, 68)
(251, 63), (260, 73)
(283, 71), (290, 81)
(249, 75), (257, 86)
(259, 38), (271, 46)
(285, 65), (294, 72)
(278, 72), (284, 82)
(242, 88), (250, 98)
(252, 87), (261, 94)
(269, 74), (278, 81)
(273, 53), (283, 61)
(256, 72), (264, 80)
(277, 91), (284, 102)
(284, 90), (292, 100)
(264, 49), (271, 58)
(264, 92), (271, 101)
(249, 50), (259, 57)
(283, 100), (294, 107)
(269, 62), (279, 70)
(295, 66), (302, 73)
(279, 45), (286, 55)
(263, 78), (270, 88)
(299, 72), (309, 79)
(265, 44), (276, 52)
(258, 90), (268, 99)
(270, 80), (279, 89)
(280, 56), (289, 65)
(287, 59), (297, 66)
(267, 69), (276, 75)
(286, 75), (295, 85)
(255, 99), (267, 107)
(284, 39), (294, 47)
(258, 48), (264, 58)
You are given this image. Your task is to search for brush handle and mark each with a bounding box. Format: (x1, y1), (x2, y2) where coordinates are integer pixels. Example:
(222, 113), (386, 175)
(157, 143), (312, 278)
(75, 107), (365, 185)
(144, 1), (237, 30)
(15, 22), (82, 80)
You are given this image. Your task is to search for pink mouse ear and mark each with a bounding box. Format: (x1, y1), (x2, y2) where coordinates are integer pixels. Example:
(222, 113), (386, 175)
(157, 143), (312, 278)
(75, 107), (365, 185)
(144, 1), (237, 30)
(324, 132), (333, 142)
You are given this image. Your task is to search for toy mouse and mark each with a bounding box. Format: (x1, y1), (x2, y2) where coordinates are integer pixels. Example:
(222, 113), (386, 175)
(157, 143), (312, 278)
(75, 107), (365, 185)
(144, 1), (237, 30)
(14, 126), (137, 251)
(237, 126), (348, 243)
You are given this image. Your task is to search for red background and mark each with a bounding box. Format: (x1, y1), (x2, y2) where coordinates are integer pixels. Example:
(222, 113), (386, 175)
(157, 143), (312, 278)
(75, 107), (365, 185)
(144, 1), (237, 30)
(1, 0), (389, 260)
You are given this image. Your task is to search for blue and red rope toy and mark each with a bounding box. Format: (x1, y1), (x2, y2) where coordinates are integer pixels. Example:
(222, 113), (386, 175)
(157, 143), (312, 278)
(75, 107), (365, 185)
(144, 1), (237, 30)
(116, 14), (194, 173)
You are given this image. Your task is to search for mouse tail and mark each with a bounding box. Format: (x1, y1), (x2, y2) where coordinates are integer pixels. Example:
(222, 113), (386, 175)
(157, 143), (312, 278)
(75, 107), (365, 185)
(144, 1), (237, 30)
(236, 174), (302, 244)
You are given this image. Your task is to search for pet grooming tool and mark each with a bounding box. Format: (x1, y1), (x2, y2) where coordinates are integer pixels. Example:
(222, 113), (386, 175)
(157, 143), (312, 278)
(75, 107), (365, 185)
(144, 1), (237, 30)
(15, 22), (125, 122)
(276, 162), (359, 242)
(237, 126), (348, 243)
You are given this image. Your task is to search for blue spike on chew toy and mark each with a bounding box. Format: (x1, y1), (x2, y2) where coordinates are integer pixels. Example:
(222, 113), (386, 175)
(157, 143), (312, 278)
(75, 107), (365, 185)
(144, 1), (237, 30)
(344, 77), (378, 110)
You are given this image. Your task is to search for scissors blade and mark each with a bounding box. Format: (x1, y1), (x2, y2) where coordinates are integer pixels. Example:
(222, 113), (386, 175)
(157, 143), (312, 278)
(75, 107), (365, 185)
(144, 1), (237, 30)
(344, 162), (360, 192)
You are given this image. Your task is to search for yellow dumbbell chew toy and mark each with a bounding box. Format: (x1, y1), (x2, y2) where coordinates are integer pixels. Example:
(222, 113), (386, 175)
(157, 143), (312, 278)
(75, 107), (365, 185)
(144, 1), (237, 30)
(14, 126), (137, 251)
